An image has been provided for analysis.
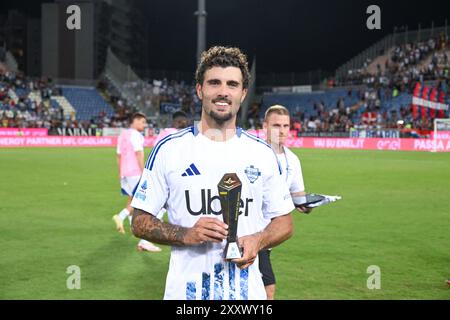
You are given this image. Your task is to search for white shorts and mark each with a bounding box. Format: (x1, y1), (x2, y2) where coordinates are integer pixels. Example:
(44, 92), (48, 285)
(120, 176), (141, 196)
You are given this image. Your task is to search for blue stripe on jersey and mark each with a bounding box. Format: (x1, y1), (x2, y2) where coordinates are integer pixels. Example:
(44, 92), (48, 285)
(201, 272), (211, 300)
(228, 262), (236, 300)
(241, 131), (283, 175)
(185, 168), (194, 176)
(144, 126), (192, 169)
(241, 130), (272, 148)
(236, 126), (243, 137)
(145, 127), (193, 171)
(240, 268), (249, 300)
(193, 124), (199, 136)
(131, 177), (141, 197)
(186, 282), (196, 300)
(214, 263), (224, 300)
(240, 268), (248, 300)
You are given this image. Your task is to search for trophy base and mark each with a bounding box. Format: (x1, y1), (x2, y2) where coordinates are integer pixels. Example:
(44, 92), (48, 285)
(224, 242), (243, 260)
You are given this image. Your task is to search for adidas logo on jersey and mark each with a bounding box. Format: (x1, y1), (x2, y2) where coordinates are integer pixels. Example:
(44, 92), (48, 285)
(182, 163), (201, 177)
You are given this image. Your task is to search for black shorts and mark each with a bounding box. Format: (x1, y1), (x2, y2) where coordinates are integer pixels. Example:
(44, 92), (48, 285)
(258, 249), (276, 286)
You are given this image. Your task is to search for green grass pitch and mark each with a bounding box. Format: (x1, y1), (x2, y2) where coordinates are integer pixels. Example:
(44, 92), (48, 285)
(0, 147), (449, 299)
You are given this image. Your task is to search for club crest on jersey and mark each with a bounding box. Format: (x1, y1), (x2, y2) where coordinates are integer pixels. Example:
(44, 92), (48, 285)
(135, 180), (148, 201)
(244, 165), (261, 184)
(135, 192), (146, 201)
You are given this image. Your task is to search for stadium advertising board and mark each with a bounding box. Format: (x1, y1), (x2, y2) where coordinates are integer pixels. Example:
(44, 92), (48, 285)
(285, 137), (450, 152)
(0, 128), (48, 137)
(102, 128), (124, 136)
(0, 136), (160, 147)
(160, 102), (182, 114)
(431, 131), (450, 139)
(56, 127), (102, 136)
(1, 135), (450, 152)
(0, 136), (117, 147)
(349, 129), (400, 138)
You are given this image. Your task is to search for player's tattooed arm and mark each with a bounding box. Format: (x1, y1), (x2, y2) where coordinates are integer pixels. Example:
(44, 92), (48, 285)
(132, 209), (228, 246)
(131, 208), (188, 246)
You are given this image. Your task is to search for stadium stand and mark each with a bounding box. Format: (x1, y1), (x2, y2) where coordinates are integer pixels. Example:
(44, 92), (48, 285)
(0, 69), (126, 131)
(60, 86), (114, 121)
(1, 70), (62, 129)
(337, 34), (449, 87)
(1, 30), (448, 137)
(259, 33), (449, 135)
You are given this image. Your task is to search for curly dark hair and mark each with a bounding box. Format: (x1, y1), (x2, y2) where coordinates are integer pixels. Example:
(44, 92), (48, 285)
(195, 46), (250, 89)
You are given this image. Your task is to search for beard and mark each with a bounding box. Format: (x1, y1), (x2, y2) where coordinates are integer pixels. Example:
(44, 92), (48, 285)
(208, 109), (233, 125)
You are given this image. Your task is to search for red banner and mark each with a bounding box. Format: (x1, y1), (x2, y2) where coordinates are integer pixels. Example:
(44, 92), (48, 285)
(362, 112), (377, 124)
(411, 84), (449, 118)
(438, 91), (446, 118)
(411, 82), (422, 119)
(421, 86), (430, 118)
(429, 87), (438, 118)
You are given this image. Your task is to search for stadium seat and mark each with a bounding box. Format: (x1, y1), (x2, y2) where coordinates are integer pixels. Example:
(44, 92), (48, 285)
(60, 86), (115, 121)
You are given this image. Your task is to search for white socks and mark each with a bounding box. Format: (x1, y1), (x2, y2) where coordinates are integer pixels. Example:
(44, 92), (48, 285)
(118, 208), (130, 221)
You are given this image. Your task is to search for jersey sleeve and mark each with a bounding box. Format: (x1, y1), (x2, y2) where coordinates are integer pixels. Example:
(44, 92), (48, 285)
(289, 157), (305, 193)
(130, 131), (144, 152)
(262, 151), (295, 221)
(130, 148), (169, 216)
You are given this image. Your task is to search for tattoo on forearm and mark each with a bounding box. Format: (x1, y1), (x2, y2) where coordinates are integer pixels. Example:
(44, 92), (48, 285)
(131, 209), (188, 246)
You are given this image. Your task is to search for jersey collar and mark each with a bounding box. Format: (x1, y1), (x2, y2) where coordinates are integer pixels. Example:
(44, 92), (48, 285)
(193, 125), (243, 138)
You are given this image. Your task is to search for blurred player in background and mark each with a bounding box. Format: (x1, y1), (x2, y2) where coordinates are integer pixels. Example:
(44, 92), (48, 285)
(154, 110), (190, 143)
(259, 104), (312, 299)
(113, 112), (161, 252)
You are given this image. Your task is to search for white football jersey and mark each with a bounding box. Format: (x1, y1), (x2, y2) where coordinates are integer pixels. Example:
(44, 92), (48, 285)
(131, 126), (294, 300)
(278, 146), (305, 194)
(259, 146), (305, 229)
